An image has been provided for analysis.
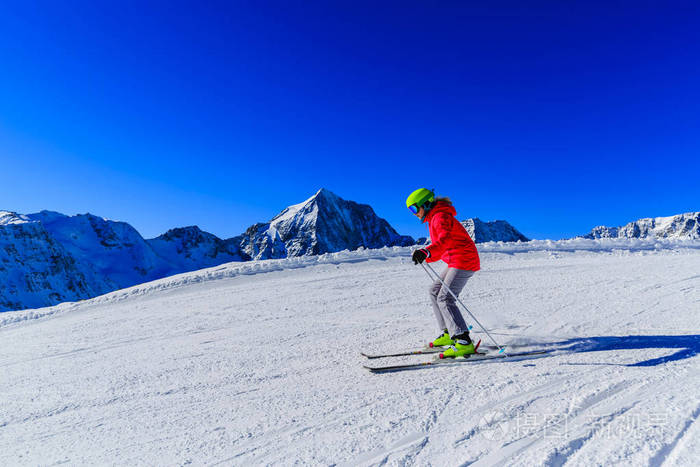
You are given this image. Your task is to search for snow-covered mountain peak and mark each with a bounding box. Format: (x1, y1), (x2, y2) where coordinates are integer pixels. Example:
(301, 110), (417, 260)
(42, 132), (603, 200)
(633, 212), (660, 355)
(0, 212), (101, 312)
(313, 187), (342, 202)
(147, 226), (248, 271)
(155, 225), (213, 242)
(240, 189), (414, 259)
(460, 218), (529, 243)
(0, 211), (32, 225)
(270, 188), (352, 232)
(270, 188), (337, 225)
(584, 212), (699, 239)
(271, 195), (318, 226)
(25, 210), (71, 223)
(308, 187), (336, 201)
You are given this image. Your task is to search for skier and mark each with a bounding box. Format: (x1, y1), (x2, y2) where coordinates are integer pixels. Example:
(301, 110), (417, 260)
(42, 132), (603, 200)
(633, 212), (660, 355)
(406, 188), (481, 358)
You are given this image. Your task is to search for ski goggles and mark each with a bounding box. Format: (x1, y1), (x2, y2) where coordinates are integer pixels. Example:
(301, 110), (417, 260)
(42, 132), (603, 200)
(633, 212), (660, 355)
(408, 204), (421, 214)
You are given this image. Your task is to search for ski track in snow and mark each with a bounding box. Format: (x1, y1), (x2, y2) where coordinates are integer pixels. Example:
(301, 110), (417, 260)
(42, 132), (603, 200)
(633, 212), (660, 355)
(0, 243), (699, 466)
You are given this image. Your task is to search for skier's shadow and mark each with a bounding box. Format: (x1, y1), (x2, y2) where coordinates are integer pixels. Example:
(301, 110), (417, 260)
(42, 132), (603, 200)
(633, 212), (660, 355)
(546, 335), (700, 367)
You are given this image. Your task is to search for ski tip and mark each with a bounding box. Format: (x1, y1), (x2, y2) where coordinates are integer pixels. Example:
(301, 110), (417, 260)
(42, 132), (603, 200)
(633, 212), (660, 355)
(498, 347), (506, 354)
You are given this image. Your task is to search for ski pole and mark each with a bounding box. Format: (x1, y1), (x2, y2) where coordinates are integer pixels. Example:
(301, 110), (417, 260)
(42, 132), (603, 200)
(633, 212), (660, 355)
(421, 262), (508, 355)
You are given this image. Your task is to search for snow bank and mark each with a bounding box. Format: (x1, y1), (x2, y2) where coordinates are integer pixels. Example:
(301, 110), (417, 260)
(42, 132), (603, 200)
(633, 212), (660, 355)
(476, 237), (700, 253)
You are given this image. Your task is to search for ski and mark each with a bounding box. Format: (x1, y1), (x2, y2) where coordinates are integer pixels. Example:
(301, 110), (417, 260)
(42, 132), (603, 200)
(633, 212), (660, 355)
(361, 348), (443, 359)
(360, 339), (528, 360)
(363, 349), (550, 373)
(361, 339), (482, 359)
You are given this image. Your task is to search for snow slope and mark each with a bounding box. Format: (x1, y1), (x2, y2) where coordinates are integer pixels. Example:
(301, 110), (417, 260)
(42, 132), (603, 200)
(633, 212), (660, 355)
(1, 240), (698, 465)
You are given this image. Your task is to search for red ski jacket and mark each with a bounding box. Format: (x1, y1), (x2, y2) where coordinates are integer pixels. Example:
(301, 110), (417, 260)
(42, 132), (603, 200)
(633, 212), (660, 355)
(423, 201), (480, 271)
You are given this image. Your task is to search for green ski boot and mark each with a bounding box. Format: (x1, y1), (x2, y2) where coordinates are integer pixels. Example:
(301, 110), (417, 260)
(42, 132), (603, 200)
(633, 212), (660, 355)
(429, 330), (454, 348)
(439, 333), (478, 359)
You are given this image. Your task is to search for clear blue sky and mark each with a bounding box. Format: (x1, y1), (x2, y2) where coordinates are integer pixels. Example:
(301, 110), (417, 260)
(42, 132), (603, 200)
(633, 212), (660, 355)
(1, 1), (698, 240)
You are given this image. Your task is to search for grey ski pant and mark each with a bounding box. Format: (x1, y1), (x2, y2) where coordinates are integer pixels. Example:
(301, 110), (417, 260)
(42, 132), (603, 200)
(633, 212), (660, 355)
(429, 267), (474, 337)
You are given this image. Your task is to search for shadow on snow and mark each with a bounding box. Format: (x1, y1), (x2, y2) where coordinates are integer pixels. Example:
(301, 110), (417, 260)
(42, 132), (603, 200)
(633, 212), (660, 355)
(548, 335), (700, 367)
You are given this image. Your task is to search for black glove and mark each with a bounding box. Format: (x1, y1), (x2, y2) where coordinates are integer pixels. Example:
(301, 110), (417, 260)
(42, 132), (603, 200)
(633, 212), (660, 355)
(412, 249), (428, 265)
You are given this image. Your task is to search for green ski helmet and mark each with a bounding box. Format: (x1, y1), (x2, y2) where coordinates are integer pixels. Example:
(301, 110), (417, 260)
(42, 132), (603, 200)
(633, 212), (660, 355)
(406, 188), (435, 214)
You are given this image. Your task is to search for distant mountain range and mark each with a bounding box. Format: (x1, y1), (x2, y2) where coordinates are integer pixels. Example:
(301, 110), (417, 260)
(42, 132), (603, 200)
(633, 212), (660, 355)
(2, 191), (696, 312)
(583, 212), (699, 240)
(0, 189), (412, 311)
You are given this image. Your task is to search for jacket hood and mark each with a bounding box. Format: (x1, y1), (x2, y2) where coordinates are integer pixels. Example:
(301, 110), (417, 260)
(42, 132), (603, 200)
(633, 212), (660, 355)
(423, 200), (456, 223)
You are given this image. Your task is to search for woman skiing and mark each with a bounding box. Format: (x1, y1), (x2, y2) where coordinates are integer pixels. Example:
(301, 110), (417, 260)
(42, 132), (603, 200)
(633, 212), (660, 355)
(406, 188), (481, 358)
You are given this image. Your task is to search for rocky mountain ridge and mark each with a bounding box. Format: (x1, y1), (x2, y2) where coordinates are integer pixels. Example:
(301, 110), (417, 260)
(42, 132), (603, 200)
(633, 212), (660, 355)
(0, 189), (413, 311)
(461, 218), (529, 243)
(584, 212), (699, 240)
(239, 189), (414, 260)
(0, 212), (102, 311)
